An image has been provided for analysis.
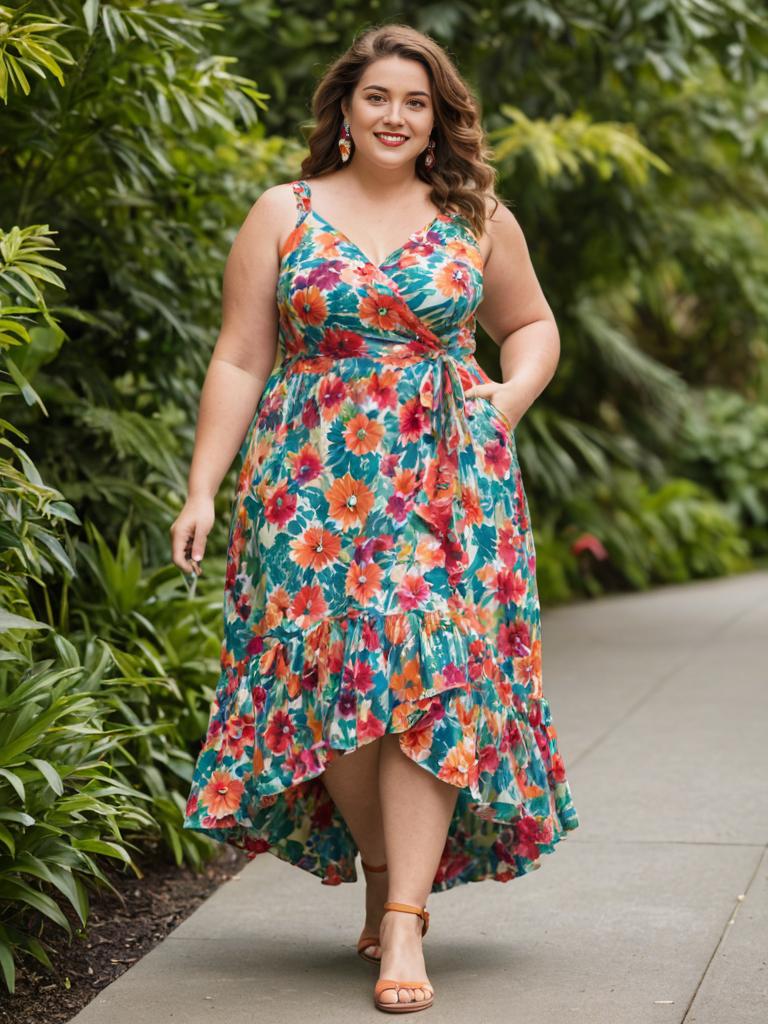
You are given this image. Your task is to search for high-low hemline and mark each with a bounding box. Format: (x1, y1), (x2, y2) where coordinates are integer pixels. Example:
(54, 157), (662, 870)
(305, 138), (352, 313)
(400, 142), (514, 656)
(182, 605), (580, 892)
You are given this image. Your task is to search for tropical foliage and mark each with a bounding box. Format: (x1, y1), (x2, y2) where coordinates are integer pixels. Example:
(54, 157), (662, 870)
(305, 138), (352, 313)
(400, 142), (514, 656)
(0, 0), (766, 993)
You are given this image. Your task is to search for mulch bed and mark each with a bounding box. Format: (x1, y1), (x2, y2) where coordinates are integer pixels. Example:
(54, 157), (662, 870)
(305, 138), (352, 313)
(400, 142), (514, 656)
(0, 841), (250, 1024)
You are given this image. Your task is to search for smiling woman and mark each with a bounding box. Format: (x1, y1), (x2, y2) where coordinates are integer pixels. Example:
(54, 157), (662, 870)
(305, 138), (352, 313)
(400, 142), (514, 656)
(172, 21), (579, 1016)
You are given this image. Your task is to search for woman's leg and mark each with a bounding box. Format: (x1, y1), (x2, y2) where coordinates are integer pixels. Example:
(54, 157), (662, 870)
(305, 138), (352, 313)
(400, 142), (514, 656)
(322, 740), (387, 862)
(322, 739), (388, 955)
(376, 732), (459, 1005)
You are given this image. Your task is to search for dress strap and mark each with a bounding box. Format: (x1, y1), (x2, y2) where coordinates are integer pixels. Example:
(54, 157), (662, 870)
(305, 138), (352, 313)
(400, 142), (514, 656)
(290, 179), (312, 228)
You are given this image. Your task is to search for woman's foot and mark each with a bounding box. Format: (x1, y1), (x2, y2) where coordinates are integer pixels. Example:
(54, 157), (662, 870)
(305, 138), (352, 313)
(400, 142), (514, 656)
(358, 862), (388, 960)
(376, 906), (433, 1006)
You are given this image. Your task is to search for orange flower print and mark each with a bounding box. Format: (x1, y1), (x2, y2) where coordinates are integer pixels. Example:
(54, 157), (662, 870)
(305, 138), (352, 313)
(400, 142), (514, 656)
(345, 559), (383, 603)
(514, 639), (542, 699)
(201, 769), (245, 818)
(292, 285), (327, 326)
(262, 586), (290, 631)
(393, 467), (419, 495)
(288, 584), (329, 629)
(415, 534), (446, 570)
(461, 483), (483, 528)
(326, 473), (375, 530)
(314, 228), (344, 260)
(389, 656), (423, 701)
(290, 526), (342, 570)
(435, 261), (472, 299)
(437, 737), (477, 787)
(359, 290), (402, 331)
(400, 723), (434, 761)
(368, 369), (400, 411)
(344, 412), (385, 455)
(258, 640), (289, 680)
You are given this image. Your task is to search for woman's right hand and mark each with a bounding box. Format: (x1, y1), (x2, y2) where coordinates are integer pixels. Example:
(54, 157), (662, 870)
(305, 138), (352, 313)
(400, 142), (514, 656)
(170, 494), (216, 576)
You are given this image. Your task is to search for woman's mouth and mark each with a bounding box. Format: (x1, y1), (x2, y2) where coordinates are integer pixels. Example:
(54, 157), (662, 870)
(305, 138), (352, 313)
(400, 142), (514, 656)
(374, 132), (409, 147)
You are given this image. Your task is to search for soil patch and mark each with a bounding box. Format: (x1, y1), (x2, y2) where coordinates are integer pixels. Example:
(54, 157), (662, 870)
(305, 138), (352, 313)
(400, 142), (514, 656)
(0, 842), (249, 1024)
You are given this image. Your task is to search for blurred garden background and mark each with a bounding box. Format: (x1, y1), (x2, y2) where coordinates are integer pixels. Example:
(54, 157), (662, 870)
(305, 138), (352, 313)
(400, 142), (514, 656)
(0, 0), (766, 1004)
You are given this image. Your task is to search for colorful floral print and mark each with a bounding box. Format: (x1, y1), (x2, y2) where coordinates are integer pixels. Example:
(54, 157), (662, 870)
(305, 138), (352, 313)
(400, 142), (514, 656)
(182, 179), (580, 891)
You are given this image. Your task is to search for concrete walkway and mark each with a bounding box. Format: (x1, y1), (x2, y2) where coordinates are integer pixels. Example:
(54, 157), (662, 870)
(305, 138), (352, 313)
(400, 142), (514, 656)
(70, 570), (768, 1023)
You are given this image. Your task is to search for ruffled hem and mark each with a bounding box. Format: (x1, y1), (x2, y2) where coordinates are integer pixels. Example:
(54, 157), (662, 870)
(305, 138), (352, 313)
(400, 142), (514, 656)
(182, 605), (580, 891)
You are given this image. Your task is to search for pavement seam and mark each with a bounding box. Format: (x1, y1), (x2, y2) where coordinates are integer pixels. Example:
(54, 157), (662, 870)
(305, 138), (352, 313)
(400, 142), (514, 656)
(680, 844), (768, 1023)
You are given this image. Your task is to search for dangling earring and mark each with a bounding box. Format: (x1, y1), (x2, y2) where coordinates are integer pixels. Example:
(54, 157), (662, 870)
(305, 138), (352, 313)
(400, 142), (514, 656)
(424, 136), (436, 169)
(338, 118), (352, 163)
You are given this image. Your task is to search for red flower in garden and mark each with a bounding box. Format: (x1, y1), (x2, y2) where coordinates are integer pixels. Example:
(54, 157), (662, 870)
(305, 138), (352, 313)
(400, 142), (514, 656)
(571, 532), (609, 559)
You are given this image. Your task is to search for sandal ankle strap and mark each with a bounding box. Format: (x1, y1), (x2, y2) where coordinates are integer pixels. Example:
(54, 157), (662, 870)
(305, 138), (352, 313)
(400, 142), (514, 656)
(383, 900), (430, 935)
(360, 859), (388, 872)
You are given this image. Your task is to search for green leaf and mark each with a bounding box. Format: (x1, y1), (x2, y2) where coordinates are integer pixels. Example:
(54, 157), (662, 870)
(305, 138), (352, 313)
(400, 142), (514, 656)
(0, 938), (15, 994)
(29, 758), (64, 796)
(0, 880), (71, 933)
(3, 356), (47, 411)
(83, 0), (101, 36)
(0, 809), (35, 826)
(0, 825), (15, 857)
(70, 838), (132, 863)
(0, 769), (25, 802)
(0, 610), (50, 633)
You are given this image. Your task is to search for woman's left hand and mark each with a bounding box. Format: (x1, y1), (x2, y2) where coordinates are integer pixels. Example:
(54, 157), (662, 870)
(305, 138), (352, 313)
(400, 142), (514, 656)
(464, 379), (528, 431)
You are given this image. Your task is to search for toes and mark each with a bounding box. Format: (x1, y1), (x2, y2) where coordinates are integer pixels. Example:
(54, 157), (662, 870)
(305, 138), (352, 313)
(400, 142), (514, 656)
(378, 984), (432, 1006)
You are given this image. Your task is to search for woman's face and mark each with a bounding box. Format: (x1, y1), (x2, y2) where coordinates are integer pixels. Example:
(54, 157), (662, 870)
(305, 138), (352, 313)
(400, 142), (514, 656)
(341, 56), (434, 168)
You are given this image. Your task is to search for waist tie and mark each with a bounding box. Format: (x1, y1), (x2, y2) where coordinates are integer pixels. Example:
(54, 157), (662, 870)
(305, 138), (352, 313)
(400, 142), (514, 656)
(281, 344), (482, 590)
(413, 350), (481, 590)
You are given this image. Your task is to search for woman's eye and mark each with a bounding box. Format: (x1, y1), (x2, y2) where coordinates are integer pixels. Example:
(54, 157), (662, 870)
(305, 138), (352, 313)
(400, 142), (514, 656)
(368, 95), (425, 108)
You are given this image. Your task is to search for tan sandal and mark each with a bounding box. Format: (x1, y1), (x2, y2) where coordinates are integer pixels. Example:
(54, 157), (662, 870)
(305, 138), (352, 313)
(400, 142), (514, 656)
(357, 859), (388, 964)
(373, 901), (433, 1013)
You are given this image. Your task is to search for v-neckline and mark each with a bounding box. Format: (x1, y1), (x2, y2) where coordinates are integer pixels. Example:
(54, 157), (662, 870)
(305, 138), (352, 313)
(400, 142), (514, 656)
(301, 179), (448, 272)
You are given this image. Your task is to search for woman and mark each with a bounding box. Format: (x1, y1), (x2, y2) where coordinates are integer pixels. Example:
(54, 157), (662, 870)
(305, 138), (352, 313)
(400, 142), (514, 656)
(171, 23), (580, 1014)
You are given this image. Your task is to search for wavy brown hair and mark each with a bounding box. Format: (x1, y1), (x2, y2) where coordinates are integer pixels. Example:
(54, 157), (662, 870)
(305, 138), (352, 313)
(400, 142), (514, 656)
(299, 24), (504, 239)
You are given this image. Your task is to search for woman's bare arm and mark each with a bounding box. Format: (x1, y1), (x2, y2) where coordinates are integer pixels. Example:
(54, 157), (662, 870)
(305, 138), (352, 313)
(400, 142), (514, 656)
(170, 185), (292, 573)
(469, 202), (560, 428)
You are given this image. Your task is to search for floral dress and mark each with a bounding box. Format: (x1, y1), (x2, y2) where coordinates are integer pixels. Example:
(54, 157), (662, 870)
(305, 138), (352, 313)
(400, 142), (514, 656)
(182, 178), (580, 891)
